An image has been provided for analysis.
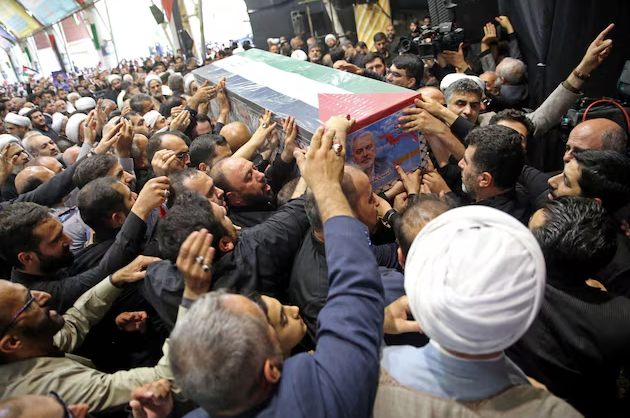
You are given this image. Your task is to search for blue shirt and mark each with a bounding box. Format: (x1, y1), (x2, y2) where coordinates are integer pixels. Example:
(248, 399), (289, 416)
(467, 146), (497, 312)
(382, 341), (530, 402)
(185, 216), (385, 418)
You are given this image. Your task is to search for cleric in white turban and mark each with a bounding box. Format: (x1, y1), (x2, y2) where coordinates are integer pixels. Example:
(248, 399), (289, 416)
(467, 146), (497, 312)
(66, 113), (88, 144)
(373, 207), (578, 417)
(75, 97), (96, 113)
(4, 113), (31, 138)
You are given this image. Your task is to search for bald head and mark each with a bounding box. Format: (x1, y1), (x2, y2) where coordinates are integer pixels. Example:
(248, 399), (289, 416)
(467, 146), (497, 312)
(26, 156), (64, 174)
(418, 86), (446, 105)
(15, 166), (55, 194)
(564, 118), (628, 163)
(62, 146), (81, 166)
(0, 394), (89, 418)
(220, 122), (252, 152)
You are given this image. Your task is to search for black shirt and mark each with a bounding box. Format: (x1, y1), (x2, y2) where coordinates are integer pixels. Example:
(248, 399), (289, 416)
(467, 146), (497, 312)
(595, 232), (630, 298)
(508, 277), (630, 417)
(11, 212), (147, 313)
(34, 124), (60, 142)
(144, 196), (310, 330)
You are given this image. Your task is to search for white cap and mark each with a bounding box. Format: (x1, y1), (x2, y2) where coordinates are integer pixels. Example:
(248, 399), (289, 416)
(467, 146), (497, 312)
(291, 50), (308, 61)
(75, 97), (96, 112)
(66, 113), (89, 144)
(107, 74), (122, 83)
(325, 34), (337, 44)
(51, 112), (68, 133)
(4, 112), (31, 127)
(143, 110), (161, 129)
(145, 74), (162, 88)
(440, 73), (485, 92)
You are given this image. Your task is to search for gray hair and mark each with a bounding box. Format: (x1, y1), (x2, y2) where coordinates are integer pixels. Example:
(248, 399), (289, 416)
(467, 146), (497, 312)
(496, 57), (527, 85)
(170, 292), (282, 415)
(168, 73), (185, 92)
(601, 123), (628, 154)
(444, 79), (483, 105)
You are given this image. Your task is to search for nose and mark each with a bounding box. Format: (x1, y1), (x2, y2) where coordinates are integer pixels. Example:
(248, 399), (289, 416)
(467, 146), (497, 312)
(216, 186), (225, 199)
(124, 171), (134, 186)
(463, 104), (472, 117)
(458, 158), (464, 170)
(289, 305), (300, 318)
(563, 151), (573, 163)
(548, 173), (560, 189)
(386, 73), (394, 82)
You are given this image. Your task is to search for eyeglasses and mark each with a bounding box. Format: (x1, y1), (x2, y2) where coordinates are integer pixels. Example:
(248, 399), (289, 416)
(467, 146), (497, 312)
(0, 293), (35, 336)
(174, 151), (190, 161)
(49, 391), (73, 418)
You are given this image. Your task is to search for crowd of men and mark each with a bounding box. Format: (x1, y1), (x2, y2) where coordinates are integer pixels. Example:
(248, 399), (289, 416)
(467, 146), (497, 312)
(0, 11), (628, 418)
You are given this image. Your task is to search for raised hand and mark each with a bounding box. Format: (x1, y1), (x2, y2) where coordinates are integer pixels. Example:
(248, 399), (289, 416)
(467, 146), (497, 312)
(577, 23), (614, 76)
(116, 311), (148, 333)
(133, 176), (171, 220)
(177, 229), (216, 301)
(129, 379), (173, 418)
(494, 16), (514, 34)
(280, 116), (299, 162)
(151, 149), (176, 177)
(93, 120), (123, 155)
(0, 143), (20, 185)
(169, 109), (191, 132)
(111, 256), (161, 286)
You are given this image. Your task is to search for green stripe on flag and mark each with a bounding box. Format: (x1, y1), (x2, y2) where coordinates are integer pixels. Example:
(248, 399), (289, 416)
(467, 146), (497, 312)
(239, 49), (409, 94)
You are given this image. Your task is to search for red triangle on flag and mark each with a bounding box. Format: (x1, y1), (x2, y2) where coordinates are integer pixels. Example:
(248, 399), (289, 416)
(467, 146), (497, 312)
(162, 0), (174, 22)
(318, 92), (421, 133)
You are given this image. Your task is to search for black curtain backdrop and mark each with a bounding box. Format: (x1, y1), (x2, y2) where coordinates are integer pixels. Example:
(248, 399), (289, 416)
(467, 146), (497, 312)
(499, 0), (630, 107)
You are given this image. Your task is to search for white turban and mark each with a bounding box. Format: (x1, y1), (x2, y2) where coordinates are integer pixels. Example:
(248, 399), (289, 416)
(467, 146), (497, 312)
(66, 113), (88, 144)
(123, 74), (133, 83)
(291, 50), (308, 61)
(67, 92), (81, 103)
(4, 112), (31, 127)
(184, 73), (196, 94)
(75, 97), (96, 112)
(107, 74), (121, 83)
(18, 108), (31, 116)
(325, 34), (337, 44)
(404, 206), (546, 355)
(51, 112), (68, 133)
(440, 73), (486, 93)
(143, 110), (161, 129)
(0, 134), (20, 151)
(145, 74), (161, 88)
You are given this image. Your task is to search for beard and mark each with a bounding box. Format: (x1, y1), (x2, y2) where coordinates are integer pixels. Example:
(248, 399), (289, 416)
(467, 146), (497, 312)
(37, 250), (74, 275)
(461, 175), (477, 200)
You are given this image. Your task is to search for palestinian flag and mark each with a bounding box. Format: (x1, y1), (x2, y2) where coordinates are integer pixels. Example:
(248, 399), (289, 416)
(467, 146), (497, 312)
(195, 49), (429, 193)
(22, 66), (38, 77)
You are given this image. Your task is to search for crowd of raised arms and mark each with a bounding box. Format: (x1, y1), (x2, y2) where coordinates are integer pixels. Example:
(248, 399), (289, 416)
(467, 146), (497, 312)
(0, 12), (628, 418)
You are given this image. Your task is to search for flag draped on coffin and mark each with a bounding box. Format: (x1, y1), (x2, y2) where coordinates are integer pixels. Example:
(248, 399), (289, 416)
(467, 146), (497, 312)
(193, 49), (429, 192)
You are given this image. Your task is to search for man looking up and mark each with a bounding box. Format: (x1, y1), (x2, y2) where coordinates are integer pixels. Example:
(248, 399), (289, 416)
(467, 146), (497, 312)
(170, 116), (385, 418)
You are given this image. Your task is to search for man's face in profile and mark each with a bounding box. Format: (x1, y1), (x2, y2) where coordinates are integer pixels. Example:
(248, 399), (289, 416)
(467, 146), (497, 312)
(351, 133), (376, 172)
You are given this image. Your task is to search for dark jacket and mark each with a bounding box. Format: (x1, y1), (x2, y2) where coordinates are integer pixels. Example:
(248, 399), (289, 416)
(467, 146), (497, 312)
(184, 216), (385, 418)
(508, 275), (630, 417)
(289, 229), (399, 347)
(144, 197), (309, 330)
(11, 212), (147, 313)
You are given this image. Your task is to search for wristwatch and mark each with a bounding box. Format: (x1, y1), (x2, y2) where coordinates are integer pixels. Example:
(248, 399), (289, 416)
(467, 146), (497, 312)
(572, 69), (590, 80)
(382, 208), (397, 229)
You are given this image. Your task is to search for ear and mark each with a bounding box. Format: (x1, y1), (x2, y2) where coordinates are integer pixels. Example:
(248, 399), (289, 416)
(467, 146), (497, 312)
(111, 211), (126, 227)
(198, 162), (209, 173)
(263, 358), (282, 384)
(397, 247), (406, 269)
(0, 334), (21, 357)
(219, 236), (234, 253)
(17, 251), (35, 269)
(407, 78), (417, 89)
(478, 172), (493, 189)
(225, 191), (243, 206)
(593, 197), (603, 207)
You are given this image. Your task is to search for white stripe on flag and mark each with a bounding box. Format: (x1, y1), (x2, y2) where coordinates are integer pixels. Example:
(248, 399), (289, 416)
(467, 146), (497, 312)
(212, 55), (350, 108)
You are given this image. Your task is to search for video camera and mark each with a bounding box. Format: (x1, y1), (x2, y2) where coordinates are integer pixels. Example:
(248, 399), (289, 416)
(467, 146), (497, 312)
(397, 21), (465, 59)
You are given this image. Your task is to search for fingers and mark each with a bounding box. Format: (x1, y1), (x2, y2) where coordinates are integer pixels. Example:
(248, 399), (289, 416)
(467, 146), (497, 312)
(321, 127), (335, 151)
(396, 319), (422, 334)
(592, 39), (613, 54)
(395, 165), (409, 182)
(294, 149), (306, 171)
(177, 231), (199, 264)
(310, 126), (324, 152)
(596, 23), (614, 43)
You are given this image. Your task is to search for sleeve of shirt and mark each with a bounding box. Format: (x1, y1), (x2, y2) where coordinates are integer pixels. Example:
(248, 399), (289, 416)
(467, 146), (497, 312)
(508, 33), (524, 62)
(53, 277), (123, 352)
(78, 141), (93, 160)
(312, 216), (384, 418)
(213, 121), (225, 135)
(48, 308), (188, 414)
(264, 157), (298, 194)
(479, 49), (496, 73)
(361, 69), (388, 83)
(372, 242), (400, 269)
(526, 83), (582, 137)
(519, 165), (551, 209)
(450, 116), (476, 143)
(97, 211), (148, 274)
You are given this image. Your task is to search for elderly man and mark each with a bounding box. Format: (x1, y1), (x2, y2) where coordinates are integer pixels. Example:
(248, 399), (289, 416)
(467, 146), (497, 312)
(0, 134), (31, 200)
(170, 120), (384, 418)
(350, 131), (391, 182)
(562, 118), (627, 163)
(4, 113), (31, 139)
(509, 196), (630, 417)
(24, 134), (61, 158)
(375, 206), (580, 417)
(495, 57), (528, 108)
(105, 74), (123, 102)
(145, 74), (164, 103)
